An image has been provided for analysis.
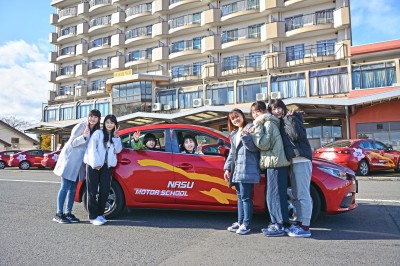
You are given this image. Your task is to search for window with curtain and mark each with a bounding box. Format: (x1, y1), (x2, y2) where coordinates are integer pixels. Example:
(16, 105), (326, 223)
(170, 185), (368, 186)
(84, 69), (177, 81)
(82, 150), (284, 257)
(77, 102), (94, 118)
(206, 82), (234, 105)
(285, 15), (303, 31)
(352, 62), (397, 89)
(286, 44), (304, 61)
(45, 108), (59, 122)
(222, 56), (239, 71)
(317, 39), (336, 56)
(310, 67), (349, 96)
(96, 100), (110, 116)
(178, 89), (202, 108)
(158, 90), (177, 108)
(271, 73), (306, 99)
(237, 78), (268, 103)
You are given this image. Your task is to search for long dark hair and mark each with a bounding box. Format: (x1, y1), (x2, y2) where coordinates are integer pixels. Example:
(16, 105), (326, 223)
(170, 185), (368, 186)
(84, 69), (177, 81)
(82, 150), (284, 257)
(180, 135), (198, 154)
(227, 108), (248, 133)
(88, 109), (101, 135)
(251, 101), (267, 113)
(103, 114), (118, 144)
(268, 99), (287, 117)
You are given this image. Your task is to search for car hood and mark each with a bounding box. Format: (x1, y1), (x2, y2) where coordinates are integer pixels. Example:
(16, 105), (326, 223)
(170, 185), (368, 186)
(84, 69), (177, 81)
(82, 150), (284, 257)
(313, 157), (355, 176)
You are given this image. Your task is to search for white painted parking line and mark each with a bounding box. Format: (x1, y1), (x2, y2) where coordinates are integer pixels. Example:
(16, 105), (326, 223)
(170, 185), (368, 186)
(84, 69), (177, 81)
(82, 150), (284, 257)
(0, 179), (60, 184)
(357, 198), (400, 204)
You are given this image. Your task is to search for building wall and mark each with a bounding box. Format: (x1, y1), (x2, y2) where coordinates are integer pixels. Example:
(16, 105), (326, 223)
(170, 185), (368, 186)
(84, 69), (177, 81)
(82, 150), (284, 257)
(0, 123), (39, 151)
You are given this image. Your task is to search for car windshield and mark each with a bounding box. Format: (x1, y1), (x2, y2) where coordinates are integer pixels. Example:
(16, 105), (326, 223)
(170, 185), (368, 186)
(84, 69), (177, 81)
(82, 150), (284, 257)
(324, 141), (352, 148)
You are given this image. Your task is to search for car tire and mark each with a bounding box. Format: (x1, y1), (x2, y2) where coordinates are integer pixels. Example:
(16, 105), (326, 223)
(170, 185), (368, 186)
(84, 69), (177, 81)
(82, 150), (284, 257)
(82, 179), (125, 219)
(19, 161), (31, 170)
(357, 159), (370, 176)
(0, 161), (6, 169)
(394, 162), (400, 173)
(287, 185), (321, 225)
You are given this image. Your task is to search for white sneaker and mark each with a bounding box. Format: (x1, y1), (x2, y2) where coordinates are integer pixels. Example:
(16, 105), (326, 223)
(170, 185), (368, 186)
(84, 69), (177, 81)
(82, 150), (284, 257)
(98, 216), (107, 224)
(236, 224), (251, 235)
(227, 222), (240, 232)
(90, 216), (105, 226)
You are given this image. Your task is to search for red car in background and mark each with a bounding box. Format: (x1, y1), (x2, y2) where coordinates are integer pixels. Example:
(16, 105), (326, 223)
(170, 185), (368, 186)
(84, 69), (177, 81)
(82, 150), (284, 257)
(41, 150), (61, 169)
(0, 150), (21, 169)
(8, 149), (52, 170)
(313, 139), (400, 176)
(74, 124), (357, 223)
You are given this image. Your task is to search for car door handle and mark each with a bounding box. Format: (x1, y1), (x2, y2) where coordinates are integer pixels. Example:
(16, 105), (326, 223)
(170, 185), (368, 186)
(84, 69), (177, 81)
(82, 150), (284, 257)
(176, 163), (193, 171)
(120, 158), (131, 165)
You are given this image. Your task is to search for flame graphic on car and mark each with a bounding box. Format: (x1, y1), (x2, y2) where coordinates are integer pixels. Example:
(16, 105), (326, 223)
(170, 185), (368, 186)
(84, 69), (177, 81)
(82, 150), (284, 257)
(137, 159), (237, 204)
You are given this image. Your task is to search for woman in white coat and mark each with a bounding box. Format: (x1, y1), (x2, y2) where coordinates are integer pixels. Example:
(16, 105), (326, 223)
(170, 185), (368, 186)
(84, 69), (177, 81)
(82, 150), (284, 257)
(53, 109), (101, 224)
(84, 114), (122, 226)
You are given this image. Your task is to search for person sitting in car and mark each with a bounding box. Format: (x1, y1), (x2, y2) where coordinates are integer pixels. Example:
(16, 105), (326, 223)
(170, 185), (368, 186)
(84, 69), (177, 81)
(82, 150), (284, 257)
(131, 131), (157, 150)
(180, 135), (203, 155)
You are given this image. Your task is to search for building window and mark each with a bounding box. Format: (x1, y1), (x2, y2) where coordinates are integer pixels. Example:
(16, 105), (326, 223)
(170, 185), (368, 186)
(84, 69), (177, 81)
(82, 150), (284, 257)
(356, 122), (400, 150)
(60, 107), (74, 120)
(45, 108), (59, 122)
(89, 36), (111, 49)
(158, 90), (177, 109)
(89, 57), (111, 70)
(60, 46), (75, 56)
(77, 102), (93, 119)
(285, 15), (303, 31)
(206, 82), (234, 105)
(310, 67), (349, 96)
(112, 81), (152, 103)
(237, 78), (268, 103)
(271, 73), (306, 99)
(178, 88), (202, 109)
(317, 39), (336, 56)
(95, 100), (110, 116)
(286, 44), (304, 61)
(222, 56), (239, 71)
(352, 62), (397, 89)
(11, 138), (19, 144)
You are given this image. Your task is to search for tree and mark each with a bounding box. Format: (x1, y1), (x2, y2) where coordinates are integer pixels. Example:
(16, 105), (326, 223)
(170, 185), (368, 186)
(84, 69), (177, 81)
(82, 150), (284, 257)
(40, 135), (52, 150)
(0, 116), (32, 131)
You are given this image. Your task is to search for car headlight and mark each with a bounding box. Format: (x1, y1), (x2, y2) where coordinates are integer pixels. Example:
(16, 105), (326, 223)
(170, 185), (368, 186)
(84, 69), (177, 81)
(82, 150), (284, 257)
(317, 166), (347, 180)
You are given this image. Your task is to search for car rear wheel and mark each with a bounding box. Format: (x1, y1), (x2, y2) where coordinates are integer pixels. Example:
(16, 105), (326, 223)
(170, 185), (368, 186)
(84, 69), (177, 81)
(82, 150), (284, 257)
(0, 161), (6, 169)
(288, 185), (321, 225)
(394, 162), (400, 173)
(19, 161), (31, 170)
(82, 179), (125, 219)
(357, 159), (369, 176)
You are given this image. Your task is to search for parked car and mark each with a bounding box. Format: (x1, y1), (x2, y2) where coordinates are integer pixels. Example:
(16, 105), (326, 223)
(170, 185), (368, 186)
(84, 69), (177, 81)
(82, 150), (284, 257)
(0, 150), (21, 169)
(74, 124), (358, 223)
(8, 149), (52, 170)
(41, 150), (61, 169)
(313, 139), (400, 176)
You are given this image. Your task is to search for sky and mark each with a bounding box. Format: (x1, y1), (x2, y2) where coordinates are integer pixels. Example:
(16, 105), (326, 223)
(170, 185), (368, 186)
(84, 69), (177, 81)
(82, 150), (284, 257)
(0, 0), (400, 124)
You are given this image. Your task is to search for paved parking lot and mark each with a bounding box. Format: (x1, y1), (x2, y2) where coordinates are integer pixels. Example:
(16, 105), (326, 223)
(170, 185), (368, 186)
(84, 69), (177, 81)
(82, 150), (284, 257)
(0, 169), (399, 265)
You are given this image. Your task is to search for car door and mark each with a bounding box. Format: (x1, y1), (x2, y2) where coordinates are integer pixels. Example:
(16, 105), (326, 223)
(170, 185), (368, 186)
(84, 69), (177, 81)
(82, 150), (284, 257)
(372, 141), (396, 170)
(115, 129), (175, 204)
(171, 128), (237, 208)
(29, 150), (44, 167)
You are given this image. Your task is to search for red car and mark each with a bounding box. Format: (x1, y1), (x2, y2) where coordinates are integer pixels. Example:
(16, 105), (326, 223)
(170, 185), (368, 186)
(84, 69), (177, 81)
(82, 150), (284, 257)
(0, 150), (21, 169)
(313, 139), (400, 176)
(41, 150), (61, 169)
(8, 149), (52, 170)
(75, 124), (357, 223)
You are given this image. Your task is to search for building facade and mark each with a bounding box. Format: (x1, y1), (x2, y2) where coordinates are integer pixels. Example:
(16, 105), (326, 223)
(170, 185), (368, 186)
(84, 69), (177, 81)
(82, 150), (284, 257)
(40, 0), (399, 150)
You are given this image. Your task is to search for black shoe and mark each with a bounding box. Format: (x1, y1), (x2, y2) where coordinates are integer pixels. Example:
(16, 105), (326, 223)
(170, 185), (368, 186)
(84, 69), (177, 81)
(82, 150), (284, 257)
(65, 213), (80, 223)
(53, 213), (70, 224)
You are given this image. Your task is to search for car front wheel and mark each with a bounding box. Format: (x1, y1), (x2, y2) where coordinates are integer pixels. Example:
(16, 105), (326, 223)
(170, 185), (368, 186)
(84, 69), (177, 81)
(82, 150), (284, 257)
(0, 161), (6, 169)
(357, 159), (370, 176)
(82, 179), (125, 219)
(19, 161), (31, 170)
(288, 185), (321, 225)
(394, 162), (400, 173)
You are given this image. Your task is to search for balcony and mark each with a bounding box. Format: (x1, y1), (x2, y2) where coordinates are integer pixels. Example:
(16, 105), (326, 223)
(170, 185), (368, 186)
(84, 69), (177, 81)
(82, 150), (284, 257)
(75, 85), (88, 97)
(125, 26), (152, 45)
(111, 55), (125, 70)
(221, 55), (263, 77)
(111, 32), (125, 48)
(152, 0), (169, 14)
(169, 13), (201, 36)
(88, 58), (111, 76)
(201, 35), (221, 54)
(58, 6), (78, 25)
(152, 46), (170, 62)
(125, 51), (152, 68)
(88, 36), (111, 56)
(75, 63), (88, 77)
(57, 45), (77, 63)
(89, 0), (113, 16)
(152, 21), (169, 39)
(126, 3), (153, 24)
(55, 88), (75, 101)
(221, 0), (260, 23)
(221, 27), (261, 51)
(169, 0), (207, 12)
(49, 51), (57, 63)
(201, 8), (221, 26)
(260, 21), (285, 42)
(333, 6), (350, 29)
(169, 40), (202, 59)
(57, 26), (78, 44)
(111, 10), (126, 26)
(285, 10), (334, 38)
(89, 15), (112, 34)
(259, 0), (284, 13)
(76, 42), (89, 56)
(171, 65), (203, 82)
(56, 66), (76, 82)
(202, 63), (219, 79)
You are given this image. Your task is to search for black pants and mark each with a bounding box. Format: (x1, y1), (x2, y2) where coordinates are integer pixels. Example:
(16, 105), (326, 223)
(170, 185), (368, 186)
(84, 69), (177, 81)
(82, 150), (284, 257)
(87, 164), (112, 220)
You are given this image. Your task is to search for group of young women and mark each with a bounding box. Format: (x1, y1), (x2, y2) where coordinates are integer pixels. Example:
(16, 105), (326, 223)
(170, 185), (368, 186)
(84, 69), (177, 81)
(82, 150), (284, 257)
(224, 99), (313, 238)
(52, 110), (122, 226)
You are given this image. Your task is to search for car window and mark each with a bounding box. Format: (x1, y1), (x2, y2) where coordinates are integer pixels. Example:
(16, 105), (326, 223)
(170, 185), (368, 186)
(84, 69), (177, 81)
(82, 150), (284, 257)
(27, 151), (39, 156)
(324, 141), (351, 148)
(373, 141), (387, 150)
(121, 130), (166, 152)
(359, 140), (373, 149)
(174, 129), (221, 156)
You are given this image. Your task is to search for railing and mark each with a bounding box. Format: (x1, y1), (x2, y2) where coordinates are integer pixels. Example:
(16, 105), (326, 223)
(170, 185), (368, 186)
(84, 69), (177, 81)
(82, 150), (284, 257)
(58, 26), (77, 37)
(126, 3), (152, 17)
(285, 9), (334, 31)
(171, 64), (205, 79)
(171, 40), (201, 53)
(221, 55), (263, 75)
(58, 66), (75, 76)
(89, 15), (111, 28)
(89, 58), (111, 70)
(60, 46), (76, 56)
(221, 0), (259, 16)
(126, 26), (152, 40)
(222, 26), (261, 43)
(169, 13), (201, 29)
(89, 36), (111, 49)
(126, 50), (152, 62)
(89, 0), (112, 8)
(59, 86), (74, 96)
(88, 81), (106, 92)
(59, 6), (77, 18)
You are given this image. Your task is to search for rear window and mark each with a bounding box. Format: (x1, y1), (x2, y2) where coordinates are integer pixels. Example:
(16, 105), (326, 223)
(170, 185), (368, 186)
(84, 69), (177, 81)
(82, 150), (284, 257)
(324, 141), (352, 148)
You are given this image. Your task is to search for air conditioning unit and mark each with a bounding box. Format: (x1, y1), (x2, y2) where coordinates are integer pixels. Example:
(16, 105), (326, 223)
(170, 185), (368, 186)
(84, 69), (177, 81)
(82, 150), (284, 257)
(193, 98), (203, 107)
(204, 99), (213, 106)
(100, 86), (106, 90)
(270, 91), (282, 100)
(152, 103), (162, 111)
(163, 104), (172, 111)
(256, 92), (267, 101)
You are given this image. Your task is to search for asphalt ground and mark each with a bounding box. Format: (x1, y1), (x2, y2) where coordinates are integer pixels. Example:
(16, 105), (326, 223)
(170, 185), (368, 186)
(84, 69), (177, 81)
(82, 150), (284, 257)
(0, 169), (399, 266)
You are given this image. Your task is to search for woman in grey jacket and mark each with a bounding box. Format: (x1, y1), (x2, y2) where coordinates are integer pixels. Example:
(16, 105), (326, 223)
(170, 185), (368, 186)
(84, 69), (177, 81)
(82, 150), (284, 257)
(84, 114), (122, 226)
(224, 108), (260, 235)
(53, 109), (101, 224)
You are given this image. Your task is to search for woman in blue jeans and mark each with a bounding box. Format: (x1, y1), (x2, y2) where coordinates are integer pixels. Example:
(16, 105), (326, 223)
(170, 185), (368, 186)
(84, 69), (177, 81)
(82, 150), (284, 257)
(224, 108), (260, 235)
(52, 109), (101, 224)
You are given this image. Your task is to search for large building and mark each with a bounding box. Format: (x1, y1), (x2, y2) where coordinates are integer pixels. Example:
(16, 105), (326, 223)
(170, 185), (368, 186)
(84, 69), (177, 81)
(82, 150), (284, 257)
(30, 0), (400, 150)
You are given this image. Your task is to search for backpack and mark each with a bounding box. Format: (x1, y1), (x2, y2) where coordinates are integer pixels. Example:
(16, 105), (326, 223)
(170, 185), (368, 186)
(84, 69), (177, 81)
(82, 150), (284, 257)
(278, 119), (296, 161)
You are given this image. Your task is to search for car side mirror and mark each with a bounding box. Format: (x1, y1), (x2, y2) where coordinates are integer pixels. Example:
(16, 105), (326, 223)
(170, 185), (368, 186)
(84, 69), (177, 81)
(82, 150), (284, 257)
(386, 145), (393, 152)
